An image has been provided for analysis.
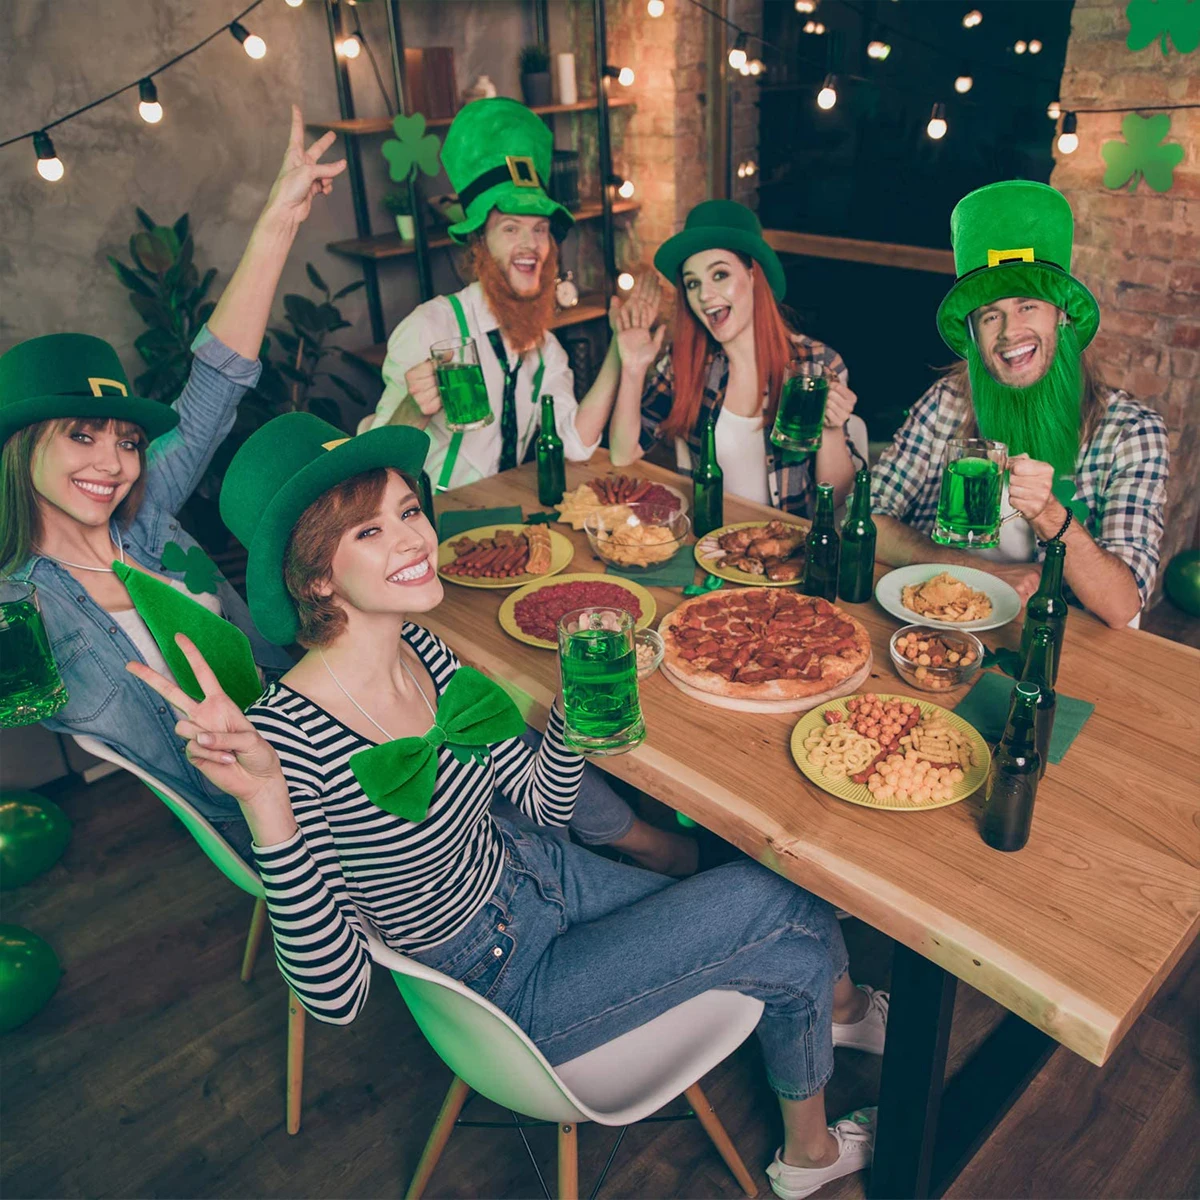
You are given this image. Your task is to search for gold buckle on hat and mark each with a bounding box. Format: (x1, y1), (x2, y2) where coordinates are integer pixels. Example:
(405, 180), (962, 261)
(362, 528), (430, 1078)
(322, 438), (350, 451)
(987, 247), (1034, 267)
(506, 156), (541, 188)
(88, 377), (128, 398)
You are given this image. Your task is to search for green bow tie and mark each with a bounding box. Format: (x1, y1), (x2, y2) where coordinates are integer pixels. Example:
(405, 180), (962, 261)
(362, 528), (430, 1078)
(350, 666), (526, 823)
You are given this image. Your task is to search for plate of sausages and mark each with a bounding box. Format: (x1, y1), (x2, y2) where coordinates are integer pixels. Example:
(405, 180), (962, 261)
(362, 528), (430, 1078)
(436, 523), (575, 589)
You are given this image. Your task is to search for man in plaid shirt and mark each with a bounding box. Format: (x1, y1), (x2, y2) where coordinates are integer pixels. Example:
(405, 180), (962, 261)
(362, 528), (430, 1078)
(871, 182), (1169, 628)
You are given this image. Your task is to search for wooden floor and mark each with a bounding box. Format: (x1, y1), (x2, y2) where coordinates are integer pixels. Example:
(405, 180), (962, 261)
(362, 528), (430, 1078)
(2, 761), (1196, 1200)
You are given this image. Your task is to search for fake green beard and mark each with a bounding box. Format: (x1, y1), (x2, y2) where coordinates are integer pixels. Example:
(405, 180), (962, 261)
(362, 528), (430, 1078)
(967, 322), (1082, 480)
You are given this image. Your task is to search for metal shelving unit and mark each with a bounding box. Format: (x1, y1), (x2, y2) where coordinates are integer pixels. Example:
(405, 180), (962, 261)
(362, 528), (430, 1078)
(316, 0), (635, 364)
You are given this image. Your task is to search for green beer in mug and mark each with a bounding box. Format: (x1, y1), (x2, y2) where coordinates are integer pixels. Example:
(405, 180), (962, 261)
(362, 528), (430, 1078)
(431, 336), (494, 432)
(932, 438), (1009, 549)
(770, 360), (827, 453)
(0, 581), (68, 727)
(557, 607), (645, 756)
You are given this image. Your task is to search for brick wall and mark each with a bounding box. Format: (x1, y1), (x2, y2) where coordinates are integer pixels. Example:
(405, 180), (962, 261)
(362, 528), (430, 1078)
(1050, 0), (1200, 582)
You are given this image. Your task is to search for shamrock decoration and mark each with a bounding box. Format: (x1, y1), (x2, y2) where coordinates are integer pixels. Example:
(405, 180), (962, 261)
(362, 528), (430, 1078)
(981, 647), (1026, 678)
(381, 113), (443, 184)
(1126, 0), (1200, 55)
(1101, 113), (1184, 193)
(161, 541), (220, 595)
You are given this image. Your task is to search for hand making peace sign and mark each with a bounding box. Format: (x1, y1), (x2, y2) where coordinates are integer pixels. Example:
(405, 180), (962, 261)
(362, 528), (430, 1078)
(264, 105), (348, 226)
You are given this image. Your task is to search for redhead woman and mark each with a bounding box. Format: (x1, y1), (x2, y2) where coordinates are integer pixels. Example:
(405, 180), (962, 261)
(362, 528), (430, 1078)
(608, 200), (862, 512)
(128, 410), (890, 1199)
(0, 107), (345, 857)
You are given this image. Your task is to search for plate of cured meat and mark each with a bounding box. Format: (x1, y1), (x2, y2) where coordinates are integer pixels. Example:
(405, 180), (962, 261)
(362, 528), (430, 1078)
(556, 475), (688, 531)
(658, 589), (873, 713)
(499, 574), (657, 650)
(694, 519), (810, 586)
(437, 524), (574, 589)
(790, 693), (990, 811)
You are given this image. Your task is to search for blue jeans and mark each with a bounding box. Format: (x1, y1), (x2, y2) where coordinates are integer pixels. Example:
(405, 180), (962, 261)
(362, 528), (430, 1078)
(412, 823), (847, 1101)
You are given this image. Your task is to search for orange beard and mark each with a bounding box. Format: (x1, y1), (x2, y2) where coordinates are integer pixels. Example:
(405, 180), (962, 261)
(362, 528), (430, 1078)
(471, 239), (559, 355)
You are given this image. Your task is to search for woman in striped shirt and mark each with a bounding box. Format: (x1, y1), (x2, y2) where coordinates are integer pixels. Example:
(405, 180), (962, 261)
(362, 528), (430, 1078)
(129, 413), (889, 1198)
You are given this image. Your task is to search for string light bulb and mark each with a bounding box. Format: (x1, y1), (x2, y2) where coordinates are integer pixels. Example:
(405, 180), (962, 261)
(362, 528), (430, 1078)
(926, 102), (948, 140)
(1047, 100), (1061, 121)
(803, 20), (826, 34)
(230, 22), (266, 59)
(747, 59), (764, 75)
(647, 0), (665, 15)
(1028, 38), (1043, 54)
(817, 75), (838, 110)
(33, 131), (64, 182)
(284, 0), (304, 6)
(867, 40), (892, 60)
(612, 175), (635, 200)
(604, 64), (635, 86)
(962, 10), (982, 29)
(1057, 111), (1078, 155)
(954, 72), (973, 94)
(736, 160), (758, 179)
(728, 35), (748, 70)
(338, 35), (361, 59)
(794, 0), (816, 11)
(137, 78), (163, 123)
(617, 273), (635, 291)
(1014, 40), (1028, 54)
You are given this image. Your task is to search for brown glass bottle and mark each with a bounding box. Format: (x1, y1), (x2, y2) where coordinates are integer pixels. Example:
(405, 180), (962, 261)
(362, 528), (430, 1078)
(981, 681), (1042, 852)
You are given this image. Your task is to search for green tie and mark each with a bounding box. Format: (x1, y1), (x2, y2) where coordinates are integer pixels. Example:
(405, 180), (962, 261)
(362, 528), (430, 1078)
(350, 666), (526, 823)
(113, 561), (263, 711)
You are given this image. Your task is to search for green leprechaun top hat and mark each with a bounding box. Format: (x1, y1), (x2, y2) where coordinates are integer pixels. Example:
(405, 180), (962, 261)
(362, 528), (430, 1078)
(219, 412), (430, 646)
(654, 200), (787, 301)
(0, 333), (179, 447)
(936, 180), (1100, 358)
(442, 97), (574, 243)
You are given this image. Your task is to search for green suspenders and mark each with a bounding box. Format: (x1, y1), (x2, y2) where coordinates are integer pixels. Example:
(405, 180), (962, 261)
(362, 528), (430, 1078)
(436, 292), (545, 492)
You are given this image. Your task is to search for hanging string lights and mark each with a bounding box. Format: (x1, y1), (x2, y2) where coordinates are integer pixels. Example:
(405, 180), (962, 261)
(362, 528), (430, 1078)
(866, 40), (892, 60)
(1056, 112), (1079, 154)
(229, 21), (267, 60)
(33, 132), (64, 182)
(962, 10), (983, 29)
(1028, 39), (1043, 54)
(817, 75), (838, 110)
(647, 0), (666, 16)
(954, 70), (974, 94)
(604, 63), (636, 86)
(137, 79), (163, 124)
(337, 35), (362, 60)
(728, 34), (749, 70)
(926, 103), (948, 140)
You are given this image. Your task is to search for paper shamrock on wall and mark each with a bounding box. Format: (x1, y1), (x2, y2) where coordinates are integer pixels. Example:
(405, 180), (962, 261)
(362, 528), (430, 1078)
(382, 113), (442, 183)
(1101, 113), (1185, 192)
(161, 540), (221, 595)
(1126, 0), (1200, 55)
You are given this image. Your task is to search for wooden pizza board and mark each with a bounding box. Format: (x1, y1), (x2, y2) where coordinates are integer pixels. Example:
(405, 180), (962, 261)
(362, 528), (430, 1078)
(657, 652), (874, 714)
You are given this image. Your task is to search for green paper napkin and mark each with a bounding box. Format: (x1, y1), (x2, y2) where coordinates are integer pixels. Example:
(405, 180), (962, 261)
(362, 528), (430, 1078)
(438, 506), (524, 540)
(604, 545), (699, 588)
(953, 671), (1095, 764)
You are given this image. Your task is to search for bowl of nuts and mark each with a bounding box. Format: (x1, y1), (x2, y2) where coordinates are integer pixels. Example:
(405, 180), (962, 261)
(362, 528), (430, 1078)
(635, 629), (664, 679)
(889, 624), (984, 693)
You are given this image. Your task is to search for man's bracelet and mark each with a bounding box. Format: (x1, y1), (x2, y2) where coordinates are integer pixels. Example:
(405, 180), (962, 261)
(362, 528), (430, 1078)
(1037, 507), (1073, 546)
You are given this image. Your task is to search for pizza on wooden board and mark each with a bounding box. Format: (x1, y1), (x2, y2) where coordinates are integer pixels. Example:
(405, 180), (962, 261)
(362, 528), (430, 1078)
(659, 589), (872, 701)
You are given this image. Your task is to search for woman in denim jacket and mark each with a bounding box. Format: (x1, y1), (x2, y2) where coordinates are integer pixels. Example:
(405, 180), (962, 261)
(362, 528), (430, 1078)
(0, 108), (345, 856)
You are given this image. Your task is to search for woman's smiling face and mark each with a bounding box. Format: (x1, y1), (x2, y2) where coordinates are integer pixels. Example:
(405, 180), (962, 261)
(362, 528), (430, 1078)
(31, 418), (144, 528)
(681, 250), (756, 344)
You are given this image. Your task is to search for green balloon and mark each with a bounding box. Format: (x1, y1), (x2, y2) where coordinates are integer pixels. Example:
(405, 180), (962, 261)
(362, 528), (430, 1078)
(0, 925), (61, 1034)
(0, 792), (71, 890)
(1164, 550), (1200, 619)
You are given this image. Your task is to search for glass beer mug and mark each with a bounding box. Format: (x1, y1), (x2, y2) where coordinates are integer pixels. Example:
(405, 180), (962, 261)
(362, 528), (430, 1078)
(0, 581), (68, 727)
(557, 607), (645, 755)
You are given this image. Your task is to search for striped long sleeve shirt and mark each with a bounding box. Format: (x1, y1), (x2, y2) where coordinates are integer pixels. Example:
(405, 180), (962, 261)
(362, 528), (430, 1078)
(246, 624), (583, 1025)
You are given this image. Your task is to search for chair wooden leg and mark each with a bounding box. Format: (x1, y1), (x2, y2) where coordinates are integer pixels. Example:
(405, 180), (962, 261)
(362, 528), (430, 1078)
(557, 1122), (579, 1200)
(240, 896), (268, 983)
(286, 990), (306, 1135)
(405, 1076), (471, 1200)
(684, 1082), (758, 1198)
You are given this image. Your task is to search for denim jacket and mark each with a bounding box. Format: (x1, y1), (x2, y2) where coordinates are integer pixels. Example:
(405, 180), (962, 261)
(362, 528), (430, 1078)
(11, 328), (294, 823)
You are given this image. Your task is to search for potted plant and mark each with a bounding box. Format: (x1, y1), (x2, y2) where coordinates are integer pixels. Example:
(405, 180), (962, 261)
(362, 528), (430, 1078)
(519, 44), (552, 108)
(383, 183), (415, 240)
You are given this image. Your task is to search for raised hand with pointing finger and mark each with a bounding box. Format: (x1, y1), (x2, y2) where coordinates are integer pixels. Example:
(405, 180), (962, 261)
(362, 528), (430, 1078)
(264, 105), (348, 228)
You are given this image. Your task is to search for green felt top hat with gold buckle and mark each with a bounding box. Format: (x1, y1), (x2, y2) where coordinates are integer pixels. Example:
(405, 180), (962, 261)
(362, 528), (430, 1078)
(0, 332), (180, 447)
(219, 412), (430, 646)
(653, 200), (787, 301)
(935, 180), (1100, 358)
(442, 97), (574, 243)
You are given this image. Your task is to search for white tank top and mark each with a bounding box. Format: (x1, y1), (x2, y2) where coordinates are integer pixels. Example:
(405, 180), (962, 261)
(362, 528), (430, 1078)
(674, 408), (771, 505)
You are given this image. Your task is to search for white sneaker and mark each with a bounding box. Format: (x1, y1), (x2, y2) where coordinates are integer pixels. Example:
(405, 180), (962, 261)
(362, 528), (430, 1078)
(832, 985), (889, 1055)
(766, 1108), (876, 1200)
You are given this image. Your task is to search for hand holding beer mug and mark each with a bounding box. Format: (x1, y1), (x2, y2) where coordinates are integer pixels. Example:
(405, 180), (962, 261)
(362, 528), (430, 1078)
(557, 607), (645, 755)
(770, 360), (827, 453)
(0, 582), (68, 727)
(431, 336), (494, 432)
(932, 438), (1020, 549)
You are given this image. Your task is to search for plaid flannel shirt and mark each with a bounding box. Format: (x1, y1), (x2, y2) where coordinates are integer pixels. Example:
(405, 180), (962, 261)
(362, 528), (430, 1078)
(638, 336), (849, 519)
(870, 375), (1170, 607)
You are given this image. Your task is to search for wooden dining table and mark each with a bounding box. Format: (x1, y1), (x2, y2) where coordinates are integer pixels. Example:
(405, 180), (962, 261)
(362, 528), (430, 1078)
(426, 451), (1200, 1199)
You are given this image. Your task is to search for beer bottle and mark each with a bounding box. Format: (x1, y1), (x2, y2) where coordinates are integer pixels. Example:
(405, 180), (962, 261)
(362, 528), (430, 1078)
(693, 413), (724, 539)
(417, 470), (436, 525)
(1020, 539), (1067, 685)
(536, 395), (566, 507)
(802, 483), (840, 601)
(1019, 624), (1057, 779)
(981, 680), (1042, 852)
(837, 469), (876, 603)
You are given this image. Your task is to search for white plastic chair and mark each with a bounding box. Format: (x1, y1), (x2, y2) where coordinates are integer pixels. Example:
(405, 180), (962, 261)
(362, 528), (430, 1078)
(71, 734), (307, 1135)
(365, 929), (765, 1200)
